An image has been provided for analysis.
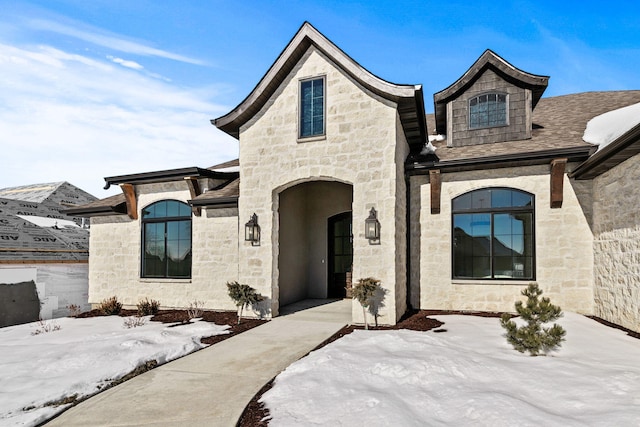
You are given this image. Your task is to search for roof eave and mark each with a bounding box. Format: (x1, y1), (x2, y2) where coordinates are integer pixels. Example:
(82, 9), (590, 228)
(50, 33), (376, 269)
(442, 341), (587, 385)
(103, 167), (237, 189)
(570, 123), (640, 180)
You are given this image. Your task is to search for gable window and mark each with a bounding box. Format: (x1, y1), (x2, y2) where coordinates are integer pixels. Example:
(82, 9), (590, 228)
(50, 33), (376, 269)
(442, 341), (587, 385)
(469, 93), (507, 129)
(141, 200), (192, 278)
(452, 188), (534, 280)
(299, 76), (325, 138)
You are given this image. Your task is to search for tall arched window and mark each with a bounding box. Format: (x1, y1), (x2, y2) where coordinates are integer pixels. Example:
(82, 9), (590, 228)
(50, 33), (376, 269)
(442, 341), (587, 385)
(452, 188), (534, 280)
(469, 93), (507, 129)
(141, 200), (192, 278)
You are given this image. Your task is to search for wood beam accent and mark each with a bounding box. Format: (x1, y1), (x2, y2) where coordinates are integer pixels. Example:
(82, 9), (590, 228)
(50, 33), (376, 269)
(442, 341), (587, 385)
(429, 169), (441, 214)
(120, 184), (138, 220)
(184, 177), (202, 217)
(550, 158), (567, 209)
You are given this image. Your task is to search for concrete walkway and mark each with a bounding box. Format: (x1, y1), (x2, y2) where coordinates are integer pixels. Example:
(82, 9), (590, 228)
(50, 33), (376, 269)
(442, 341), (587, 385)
(45, 299), (351, 427)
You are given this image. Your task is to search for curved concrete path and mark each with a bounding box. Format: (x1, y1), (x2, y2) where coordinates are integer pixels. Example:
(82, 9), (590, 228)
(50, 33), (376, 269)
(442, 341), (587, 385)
(45, 299), (351, 427)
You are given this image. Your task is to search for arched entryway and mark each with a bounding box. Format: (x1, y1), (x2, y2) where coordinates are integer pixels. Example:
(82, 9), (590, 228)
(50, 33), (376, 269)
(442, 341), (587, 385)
(278, 181), (353, 307)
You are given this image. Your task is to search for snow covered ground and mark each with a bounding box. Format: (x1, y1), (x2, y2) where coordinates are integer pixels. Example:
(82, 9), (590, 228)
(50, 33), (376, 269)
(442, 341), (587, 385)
(0, 316), (229, 426)
(262, 312), (640, 426)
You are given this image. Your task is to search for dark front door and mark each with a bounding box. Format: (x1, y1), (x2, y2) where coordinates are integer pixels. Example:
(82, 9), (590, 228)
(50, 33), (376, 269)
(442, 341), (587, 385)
(328, 212), (352, 298)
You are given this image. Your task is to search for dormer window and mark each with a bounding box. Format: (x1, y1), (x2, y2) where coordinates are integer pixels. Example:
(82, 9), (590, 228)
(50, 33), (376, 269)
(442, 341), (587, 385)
(299, 76), (325, 138)
(469, 93), (507, 129)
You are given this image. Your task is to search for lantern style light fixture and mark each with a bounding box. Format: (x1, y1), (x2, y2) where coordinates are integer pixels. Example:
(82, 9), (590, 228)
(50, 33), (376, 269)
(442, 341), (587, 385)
(365, 207), (380, 242)
(244, 213), (260, 246)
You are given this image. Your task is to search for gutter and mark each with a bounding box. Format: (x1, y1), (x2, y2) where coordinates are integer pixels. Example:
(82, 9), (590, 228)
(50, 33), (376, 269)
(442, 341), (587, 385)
(103, 167), (238, 189)
(406, 146), (592, 175)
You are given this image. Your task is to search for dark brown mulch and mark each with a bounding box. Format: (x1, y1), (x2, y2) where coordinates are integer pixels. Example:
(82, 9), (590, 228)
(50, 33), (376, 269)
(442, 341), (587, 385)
(238, 309), (503, 427)
(75, 308), (267, 346)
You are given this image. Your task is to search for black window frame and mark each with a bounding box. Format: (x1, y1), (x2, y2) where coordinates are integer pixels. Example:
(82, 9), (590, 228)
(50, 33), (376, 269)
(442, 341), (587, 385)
(451, 187), (535, 281)
(299, 76), (326, 139)
(469, 92), (508, 129)
(140, 200), (192, 279)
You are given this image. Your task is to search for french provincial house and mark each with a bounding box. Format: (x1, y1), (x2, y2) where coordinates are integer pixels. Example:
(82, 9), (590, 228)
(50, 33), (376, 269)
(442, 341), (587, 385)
(66, 22), (640, 332)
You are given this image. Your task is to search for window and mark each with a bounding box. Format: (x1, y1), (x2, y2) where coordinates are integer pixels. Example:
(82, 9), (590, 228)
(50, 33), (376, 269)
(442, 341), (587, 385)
(141, 200), (192, 278)
(299, 77), (325, 138)
(452, 188), (534, 280)
(469, 93), (507, 129)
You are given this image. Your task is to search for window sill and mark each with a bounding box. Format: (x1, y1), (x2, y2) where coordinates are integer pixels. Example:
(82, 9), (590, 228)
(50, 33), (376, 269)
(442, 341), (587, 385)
(452, 279), (534, 286)
(139, 278), (192, 283)
(297, 135), (326, 143)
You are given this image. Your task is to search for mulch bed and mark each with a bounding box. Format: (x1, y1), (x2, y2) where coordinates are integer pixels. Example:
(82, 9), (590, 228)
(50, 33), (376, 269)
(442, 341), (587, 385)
(76, 308), (266, 346)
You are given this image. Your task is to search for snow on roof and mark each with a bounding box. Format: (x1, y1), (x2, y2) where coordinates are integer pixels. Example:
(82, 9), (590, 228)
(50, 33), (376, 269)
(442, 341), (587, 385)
(16, 215), (80, 229)
(583, 102), (640, 152)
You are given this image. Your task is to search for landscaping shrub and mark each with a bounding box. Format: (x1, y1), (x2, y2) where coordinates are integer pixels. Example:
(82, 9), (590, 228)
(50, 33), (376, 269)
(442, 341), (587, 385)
(227, 281), (263, 324)
(123, 316), (146, 328)
(31, 319), (61, 335)
(67, 304), (82, 317)
(99, 296), (122, 315)
(500, 283), (566, 356)
(137, 298), (160, 316)
(352, 277), (382, 329)
(187, 300), (205, 320)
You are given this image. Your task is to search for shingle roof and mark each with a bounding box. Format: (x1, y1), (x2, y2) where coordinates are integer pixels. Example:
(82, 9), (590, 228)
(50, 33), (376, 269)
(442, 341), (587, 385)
(426, 91), (640, 163)
(62, 194), (127, 217)
(190, 178), (239, 207)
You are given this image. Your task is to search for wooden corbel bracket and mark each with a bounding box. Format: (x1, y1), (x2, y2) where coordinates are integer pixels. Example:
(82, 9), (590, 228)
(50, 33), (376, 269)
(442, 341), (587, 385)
(550, 158), (568, 208)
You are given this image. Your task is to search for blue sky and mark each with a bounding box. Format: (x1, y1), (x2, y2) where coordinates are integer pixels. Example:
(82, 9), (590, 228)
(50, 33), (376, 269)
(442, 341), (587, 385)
(1, 0), (639, 197)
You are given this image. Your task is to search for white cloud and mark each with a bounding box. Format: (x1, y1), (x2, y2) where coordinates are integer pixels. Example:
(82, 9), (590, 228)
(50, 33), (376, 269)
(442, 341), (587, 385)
(107, 55), (144, 70)
(26, 18), (206, 65)
(0, 42), (238, 198)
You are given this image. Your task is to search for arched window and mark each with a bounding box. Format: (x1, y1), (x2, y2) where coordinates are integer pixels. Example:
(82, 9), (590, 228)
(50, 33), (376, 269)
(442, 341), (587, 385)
(141, 200), (192, 278)
(452, 188), (534, 280)
(469, 93), (507, 129)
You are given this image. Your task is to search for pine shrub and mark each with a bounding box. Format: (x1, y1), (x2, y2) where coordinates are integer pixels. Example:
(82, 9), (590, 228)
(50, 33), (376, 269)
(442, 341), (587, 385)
(227, 281), (263, 324)
(352, 277), (381, 330)
(500, 283), (567, 356)
(137, 298), (160, 316)
(99, 296), (122, 315)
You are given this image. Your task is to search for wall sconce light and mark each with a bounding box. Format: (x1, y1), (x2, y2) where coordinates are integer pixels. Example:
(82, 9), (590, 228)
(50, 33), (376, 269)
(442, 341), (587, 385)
(245, 213), (260, 246)
(365, 207), (380, 242)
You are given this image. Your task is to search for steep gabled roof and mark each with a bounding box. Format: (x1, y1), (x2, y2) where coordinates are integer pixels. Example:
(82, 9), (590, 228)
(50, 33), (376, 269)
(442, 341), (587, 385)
(213, 22), (426, 148)
(433, 49), (549, 134)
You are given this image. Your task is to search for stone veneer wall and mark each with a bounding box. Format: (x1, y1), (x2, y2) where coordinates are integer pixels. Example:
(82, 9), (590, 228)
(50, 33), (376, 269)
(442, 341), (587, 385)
(238, 46), (408, 324)
(88, 181), (239, 310)
(592, 153), (640, 332)
(410, 164), (594, 313)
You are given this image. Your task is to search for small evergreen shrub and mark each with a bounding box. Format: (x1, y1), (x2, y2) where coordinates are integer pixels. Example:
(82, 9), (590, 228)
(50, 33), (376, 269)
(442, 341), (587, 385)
(137, 298), (160, 316)
(99, 296), (122, 315)
(227, 281), (263, 324)
(352, 277), (381, 330)
(500, 283), (567, 356)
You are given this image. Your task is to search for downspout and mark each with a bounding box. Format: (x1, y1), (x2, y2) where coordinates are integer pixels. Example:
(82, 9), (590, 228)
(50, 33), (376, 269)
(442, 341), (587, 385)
(405, 173), (412, 311)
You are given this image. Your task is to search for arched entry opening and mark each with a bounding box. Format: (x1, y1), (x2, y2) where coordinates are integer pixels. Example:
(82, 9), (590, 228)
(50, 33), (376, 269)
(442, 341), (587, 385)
(278, 181), (353, 307)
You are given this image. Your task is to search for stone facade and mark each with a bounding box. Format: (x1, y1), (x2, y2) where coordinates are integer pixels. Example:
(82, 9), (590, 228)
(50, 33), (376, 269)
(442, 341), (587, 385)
(410, 164), (594, 313)
(237, 46), (408, 324)
(88, 181), (239, 310)
(592, 153), (640, 331)
(447, 69), (532, 147)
